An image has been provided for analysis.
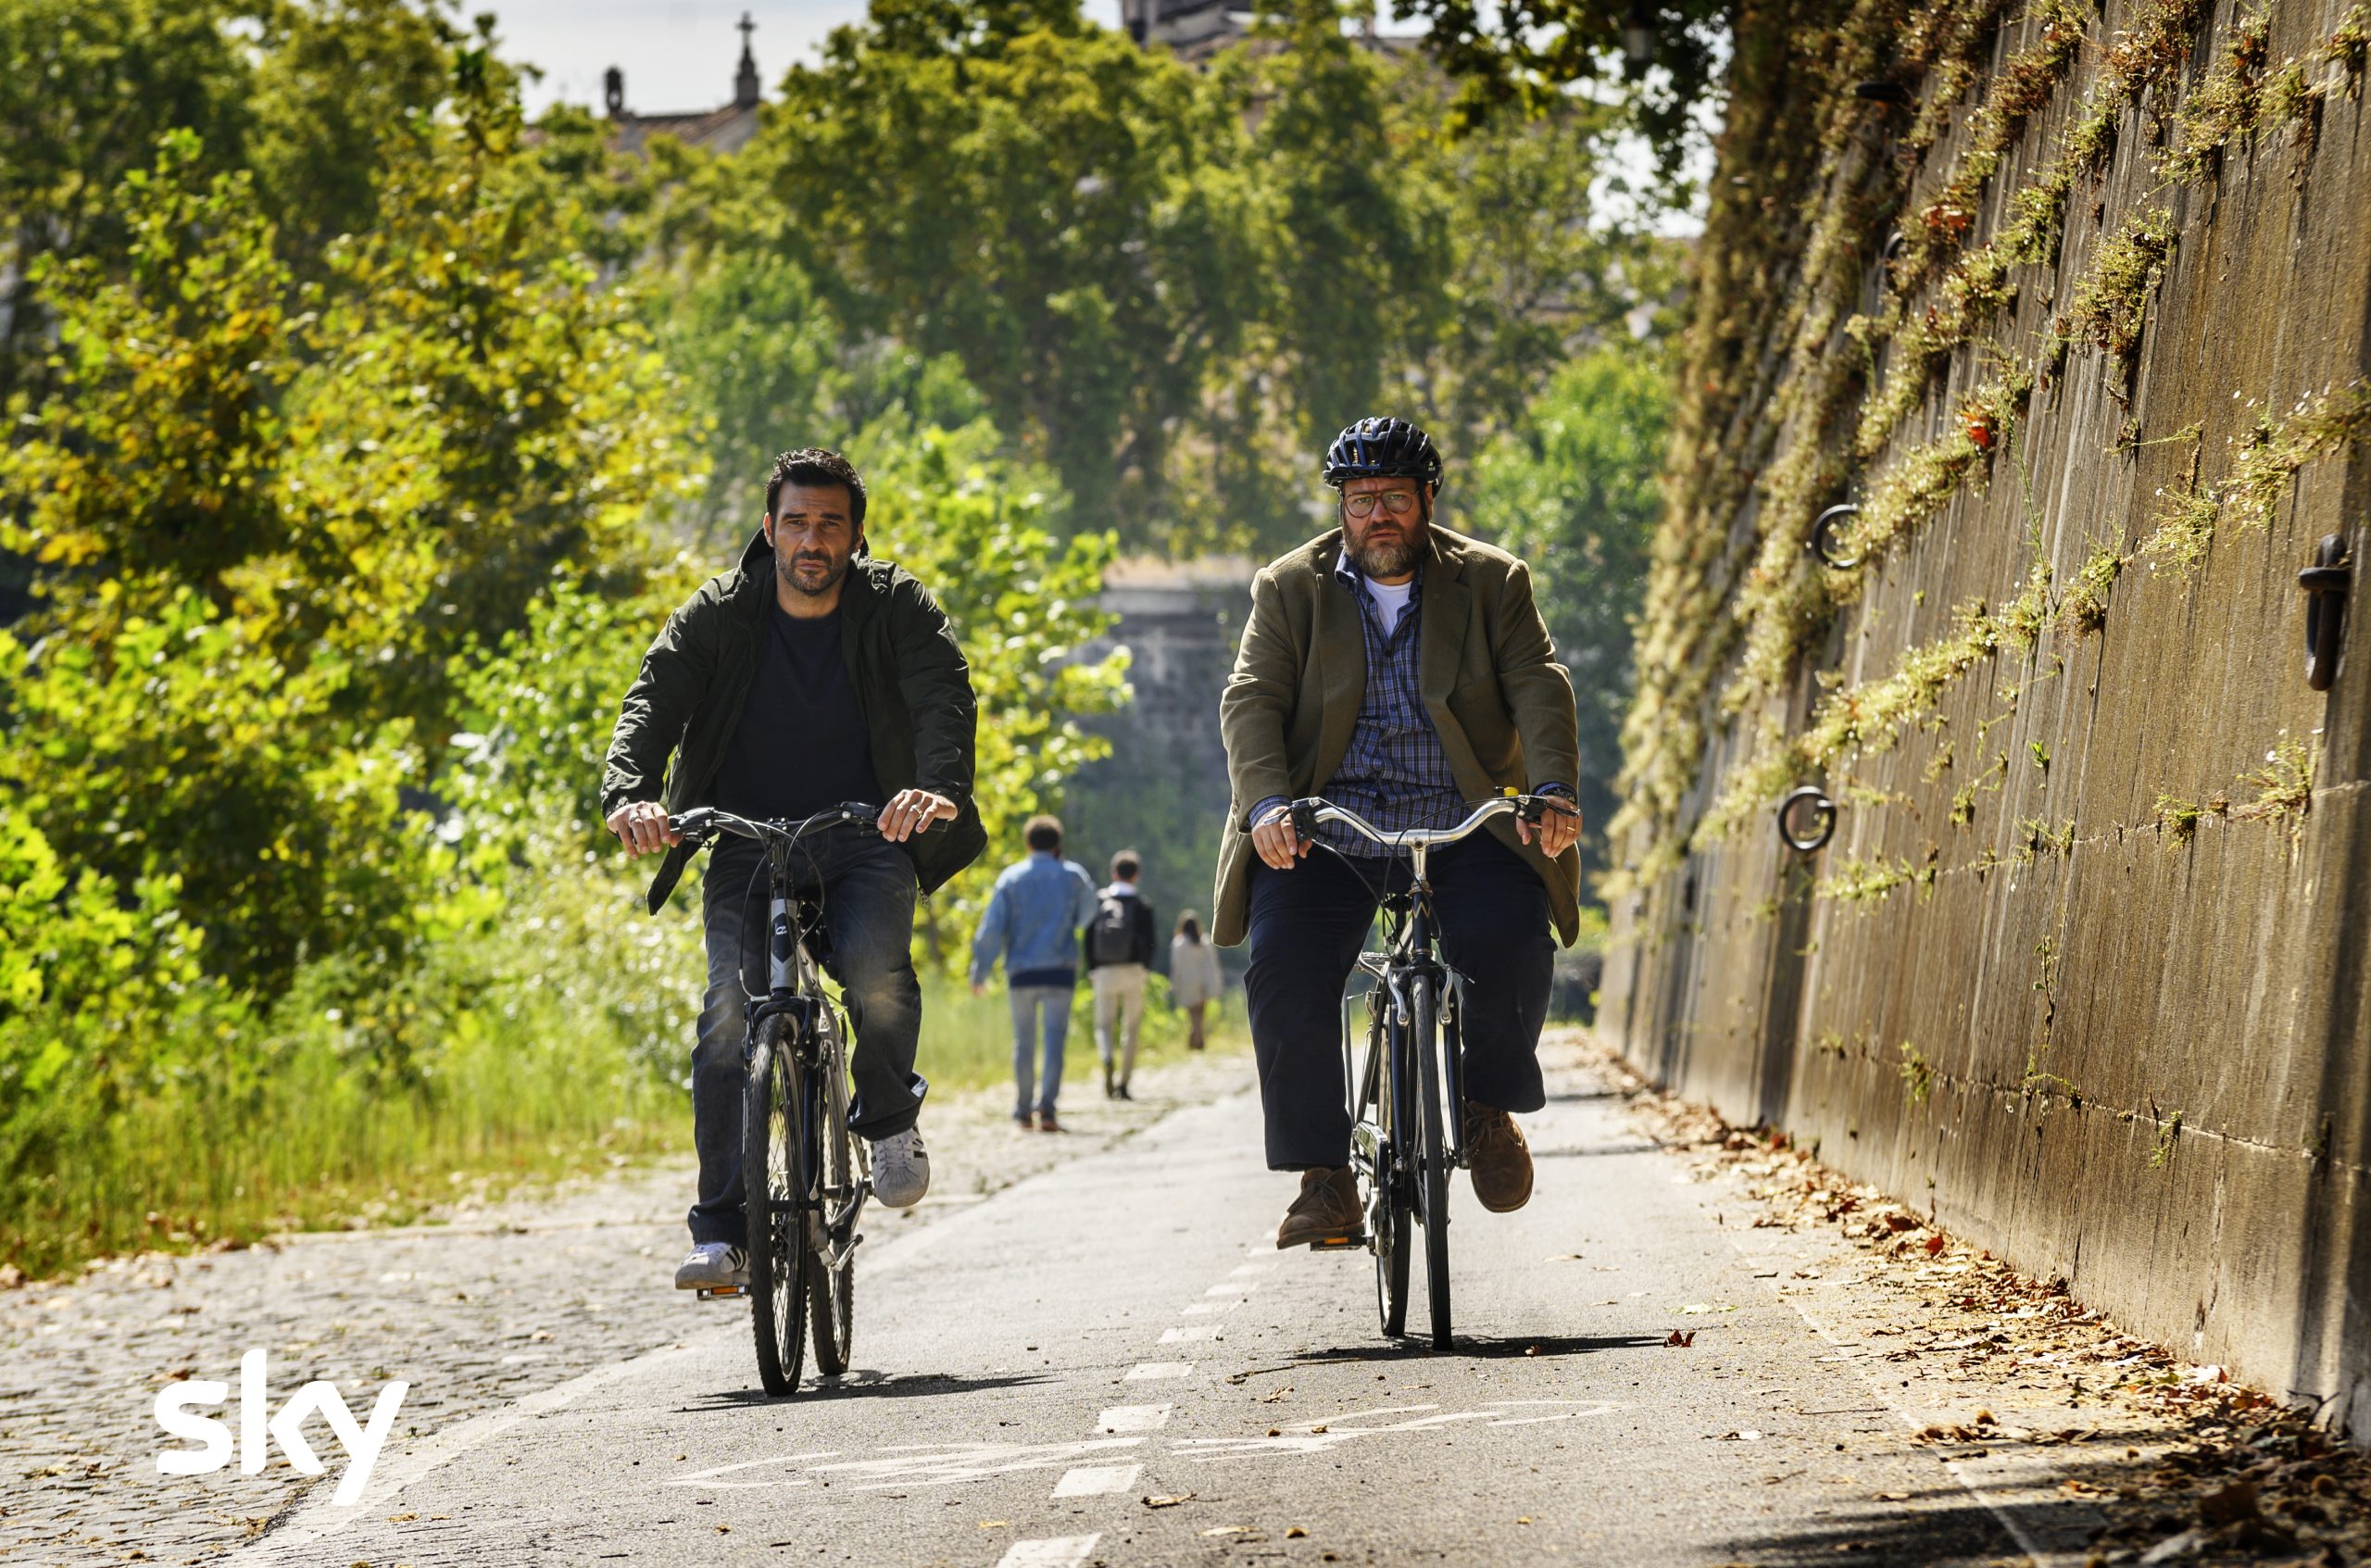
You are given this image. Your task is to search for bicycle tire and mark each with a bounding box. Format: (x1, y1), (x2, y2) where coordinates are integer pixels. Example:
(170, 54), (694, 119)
(1362, 1009), (1410, 1338)
(1411, 974), (1452, 1349)
(745, 1014), (811, 1397)
(808, 1013), (856, 1376)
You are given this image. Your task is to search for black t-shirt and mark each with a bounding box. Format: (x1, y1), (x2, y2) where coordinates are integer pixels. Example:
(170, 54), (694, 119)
(710, 599), (884, 822)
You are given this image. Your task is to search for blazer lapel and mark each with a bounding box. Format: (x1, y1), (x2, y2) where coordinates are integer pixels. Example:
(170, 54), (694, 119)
(1313, 534), (1365, 788)
(1417, 531), (1470, 708)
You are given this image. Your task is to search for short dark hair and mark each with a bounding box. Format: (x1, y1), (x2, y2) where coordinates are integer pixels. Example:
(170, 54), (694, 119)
(1110, 850), (1141, 881)
(766, 448), (867, 529)
(1023, 814), (1062, 852)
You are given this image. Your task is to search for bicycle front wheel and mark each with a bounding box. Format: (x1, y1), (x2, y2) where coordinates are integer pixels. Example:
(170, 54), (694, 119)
(745, 1015), (812, 1397)
(1411, 974), (1452, 1350)
(1360, 1008), (1410, 1338)
(808, 1019), (857, 1376)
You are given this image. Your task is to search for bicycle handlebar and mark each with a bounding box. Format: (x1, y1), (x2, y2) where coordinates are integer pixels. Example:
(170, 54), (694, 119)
(668, 802), (939, 847)
(1273, 792), (1574, 852)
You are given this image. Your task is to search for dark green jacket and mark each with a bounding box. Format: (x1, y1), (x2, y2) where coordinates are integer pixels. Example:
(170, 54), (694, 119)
(600, 531), (988, 913)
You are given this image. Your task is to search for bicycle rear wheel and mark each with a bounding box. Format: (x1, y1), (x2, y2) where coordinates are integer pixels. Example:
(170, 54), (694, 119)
(808, 1017), (856, 1376)
(745, 1015), (812, 1397)
(1360, 1010), (1410, 1338)
(1411, 975), (1452, 1350)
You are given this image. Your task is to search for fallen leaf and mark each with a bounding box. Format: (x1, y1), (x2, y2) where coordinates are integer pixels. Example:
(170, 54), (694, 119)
(1286, 1526), (1309, 1538)
(1200, 1526), (1252, 1537)
(1713, 1429), (1764, 1441)
(2197, 1478), (2259, 1527)
(979, 1521), (1008, 1529)
(1923, 1235), (1946, 1257)
(1144, 1493), (1197, 1509)
(1664, 1330), (1696, 1347)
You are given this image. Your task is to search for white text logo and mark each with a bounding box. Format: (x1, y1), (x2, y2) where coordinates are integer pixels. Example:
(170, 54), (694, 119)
(154, 1349), (407, 1506)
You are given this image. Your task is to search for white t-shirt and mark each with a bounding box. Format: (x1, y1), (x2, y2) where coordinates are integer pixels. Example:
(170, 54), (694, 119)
(1362, 576), (1413, 635)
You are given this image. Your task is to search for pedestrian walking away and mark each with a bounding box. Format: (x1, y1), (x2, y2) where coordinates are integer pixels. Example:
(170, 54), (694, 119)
(1213, 416), (1585, 1249)
(1085, 849), (1158, 1098)
(970, 814), (1099, 1132)
(600, 447), (985, 1291)
(1169, 909), (1223, 1051)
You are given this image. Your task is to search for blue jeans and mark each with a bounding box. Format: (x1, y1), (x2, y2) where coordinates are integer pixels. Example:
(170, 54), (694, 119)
(1009, 985), (1073, 1118)
(689, 829), (926, 1246)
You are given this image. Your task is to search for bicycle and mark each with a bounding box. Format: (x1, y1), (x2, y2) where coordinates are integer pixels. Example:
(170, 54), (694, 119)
(668, 801), (924, 1398)
(1279, 791), (1570, 1351)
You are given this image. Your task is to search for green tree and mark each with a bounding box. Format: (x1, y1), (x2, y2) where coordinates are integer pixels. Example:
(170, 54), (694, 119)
(1463, 341), (1671, 886)
(754, 0), (1261, 538)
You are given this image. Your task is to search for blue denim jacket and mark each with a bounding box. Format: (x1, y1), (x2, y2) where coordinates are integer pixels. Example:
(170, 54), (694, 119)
(969, 853), (1099, 988)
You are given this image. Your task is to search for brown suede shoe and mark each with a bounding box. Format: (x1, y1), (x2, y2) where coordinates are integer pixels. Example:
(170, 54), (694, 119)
(1275, 1167), (1364, 1249)
(1464, 1102), (1534, 1212)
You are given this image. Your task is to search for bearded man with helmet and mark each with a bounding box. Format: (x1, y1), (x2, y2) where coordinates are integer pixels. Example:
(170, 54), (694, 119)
(1212, 417), (1587, 1249)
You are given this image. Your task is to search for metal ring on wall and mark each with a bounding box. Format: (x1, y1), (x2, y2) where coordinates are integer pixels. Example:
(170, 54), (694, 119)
(1810, 505), (1863, 570)
(1776, 787), (1838, 854)
(2300, 533), (2350, 693)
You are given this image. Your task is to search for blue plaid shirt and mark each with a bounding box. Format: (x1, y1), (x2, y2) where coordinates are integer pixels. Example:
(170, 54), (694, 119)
(1252, 558), (1464, 858)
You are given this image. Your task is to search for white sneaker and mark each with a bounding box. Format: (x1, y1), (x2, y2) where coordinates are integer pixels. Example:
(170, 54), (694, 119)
(673, 1241), (747, 1289)
(870, 1126), (931, 1209)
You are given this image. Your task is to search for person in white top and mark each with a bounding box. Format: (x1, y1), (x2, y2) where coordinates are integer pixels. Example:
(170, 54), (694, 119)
(1167, 910), (1223, 1051)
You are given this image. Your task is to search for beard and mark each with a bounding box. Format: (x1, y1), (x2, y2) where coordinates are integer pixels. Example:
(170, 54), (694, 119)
(777, 545), (850, 598)
(1344, 509), (1428, 580)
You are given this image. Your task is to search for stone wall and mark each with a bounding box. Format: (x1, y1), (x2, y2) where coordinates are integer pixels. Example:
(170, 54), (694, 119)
(1599, 0), (2371, 1433)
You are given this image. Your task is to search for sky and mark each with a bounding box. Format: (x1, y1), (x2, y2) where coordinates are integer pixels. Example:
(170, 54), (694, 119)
(494, 0), (1126, 116)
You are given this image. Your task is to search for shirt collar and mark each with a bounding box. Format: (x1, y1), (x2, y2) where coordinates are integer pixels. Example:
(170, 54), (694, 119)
(1334, 548), (1424, 599)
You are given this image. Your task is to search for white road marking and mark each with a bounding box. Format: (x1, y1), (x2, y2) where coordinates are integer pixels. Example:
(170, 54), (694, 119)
(996, 1536), (1102, 1568)
(1052, 1462), (1141, 1498)
(1098, 1404), (1173, 1434)
(1205, 1281), (1257, 1296)
(1173, 1399), (1628, 1459)
(1126, 1361), (1195, 1380)
(1159, 1324), (1219, 1343)
(1228, 1262), (1275, 1277)
(1180, 1300), (1240, 1315)
(669, 1438), (1144, 1491)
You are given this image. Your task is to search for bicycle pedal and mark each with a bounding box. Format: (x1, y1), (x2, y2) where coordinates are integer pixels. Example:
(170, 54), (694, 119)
(1306, 1234), (1365, 1252)
(694, 1286), (747, 1300)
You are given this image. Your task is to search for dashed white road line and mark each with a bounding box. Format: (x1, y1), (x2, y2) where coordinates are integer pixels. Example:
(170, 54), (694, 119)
(1157, 1324), (1219, 1343)
(1051, 1463), (1142, 1498)
(1098, 1404), (1172, 1434)
(995, 1535), (1101, 1568)
(1205, 1281), (1257, 1296)
(1179, 1300), (1240, 1315)
(1125, 1361), (1195, 1380)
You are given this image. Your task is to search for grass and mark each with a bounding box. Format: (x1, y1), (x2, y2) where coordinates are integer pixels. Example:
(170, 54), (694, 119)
(911, 971), (1247, 1093)
(2, 997), (690, 1281)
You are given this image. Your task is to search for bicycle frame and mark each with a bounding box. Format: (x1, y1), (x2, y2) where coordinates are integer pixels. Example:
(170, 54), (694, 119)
(746, 830), (870, 1274)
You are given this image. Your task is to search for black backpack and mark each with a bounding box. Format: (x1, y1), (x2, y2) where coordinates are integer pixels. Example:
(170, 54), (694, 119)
(1089, 892), (1136, 966)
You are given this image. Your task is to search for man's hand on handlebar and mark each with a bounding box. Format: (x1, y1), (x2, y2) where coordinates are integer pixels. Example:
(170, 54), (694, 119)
(878, 788), (957, 843)
(1518, 797), (1584, 859)
(1250, 802), (1311, 872)
(607, 800), (681, 859)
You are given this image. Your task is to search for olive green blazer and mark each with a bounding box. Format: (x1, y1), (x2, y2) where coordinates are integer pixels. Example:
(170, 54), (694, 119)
(1211, 523), (1583, 947)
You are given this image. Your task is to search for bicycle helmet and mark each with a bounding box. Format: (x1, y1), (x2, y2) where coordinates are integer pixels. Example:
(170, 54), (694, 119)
(1323, 416), (1444, 494)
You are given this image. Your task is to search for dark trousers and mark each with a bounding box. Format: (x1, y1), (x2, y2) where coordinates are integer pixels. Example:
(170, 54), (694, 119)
(689, 830), (926, 1245)
(1243, 831), (1551, 1171)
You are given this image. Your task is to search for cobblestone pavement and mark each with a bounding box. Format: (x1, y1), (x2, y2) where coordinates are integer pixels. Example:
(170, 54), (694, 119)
(0, 1047), (1253, 1567)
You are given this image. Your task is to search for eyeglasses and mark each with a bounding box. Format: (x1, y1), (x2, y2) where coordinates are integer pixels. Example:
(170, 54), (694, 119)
(1341, 490), (1421, 519)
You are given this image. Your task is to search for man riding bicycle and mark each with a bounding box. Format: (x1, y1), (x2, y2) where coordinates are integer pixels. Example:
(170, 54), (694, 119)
(1214, 417), (1584, 1249)
(601, 448), (985, 1291)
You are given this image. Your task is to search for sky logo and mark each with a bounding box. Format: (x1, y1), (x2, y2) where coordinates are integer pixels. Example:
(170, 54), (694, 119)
(154, 1349), (407, 1507)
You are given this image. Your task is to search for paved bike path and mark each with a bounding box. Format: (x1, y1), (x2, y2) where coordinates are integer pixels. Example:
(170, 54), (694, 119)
(240, 1053), (2039, 1567)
